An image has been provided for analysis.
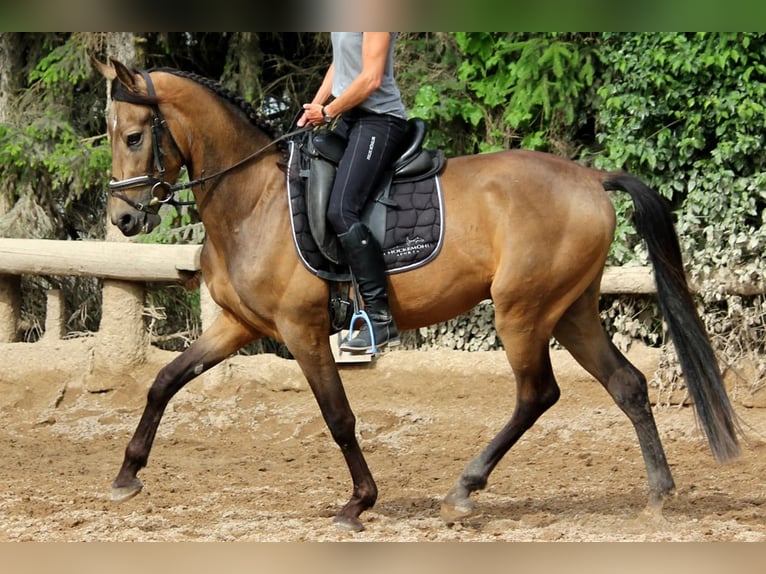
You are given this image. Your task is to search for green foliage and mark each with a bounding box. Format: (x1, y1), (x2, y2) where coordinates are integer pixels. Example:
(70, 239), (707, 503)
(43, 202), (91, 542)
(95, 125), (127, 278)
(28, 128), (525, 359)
(395, 33), (470, 154)
(28, 36), (92, 93)
(592, 33), (766, 387)
(400, 32), (765, 387)
(402, 33), (597, 155)
(0, 118), (111, 202)
(456, 32), (596, 151)
(595, 33), (766, 273)
(0, 33), (110, 239)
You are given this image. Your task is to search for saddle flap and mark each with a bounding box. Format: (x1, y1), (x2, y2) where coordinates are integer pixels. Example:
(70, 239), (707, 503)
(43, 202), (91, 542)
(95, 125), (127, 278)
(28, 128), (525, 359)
(287, 138), (444, 281)
(307, 157), (343, 264)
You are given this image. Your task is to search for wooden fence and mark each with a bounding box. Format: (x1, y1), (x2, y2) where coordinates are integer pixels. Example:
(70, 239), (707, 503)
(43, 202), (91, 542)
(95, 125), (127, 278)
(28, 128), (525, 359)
(0, 238), (763, 375)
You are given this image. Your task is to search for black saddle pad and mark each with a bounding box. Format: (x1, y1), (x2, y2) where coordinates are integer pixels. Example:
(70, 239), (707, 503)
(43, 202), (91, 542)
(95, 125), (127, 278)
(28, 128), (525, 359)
(286, 140), (445, 281)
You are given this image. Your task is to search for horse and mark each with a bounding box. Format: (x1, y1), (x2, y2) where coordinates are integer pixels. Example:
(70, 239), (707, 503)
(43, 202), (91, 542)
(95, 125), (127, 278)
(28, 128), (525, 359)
(94, 58), (741, 532)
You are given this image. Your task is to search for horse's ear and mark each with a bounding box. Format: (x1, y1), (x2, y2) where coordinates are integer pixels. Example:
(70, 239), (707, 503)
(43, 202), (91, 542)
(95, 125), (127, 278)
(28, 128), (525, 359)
(110, 58), (140, 94)
(92, 57), (116, 81)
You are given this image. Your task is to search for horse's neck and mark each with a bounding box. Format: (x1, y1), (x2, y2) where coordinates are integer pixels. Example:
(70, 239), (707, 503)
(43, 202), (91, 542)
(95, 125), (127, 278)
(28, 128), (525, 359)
(179, 97), (274, 204)
(167, 83), (291, 255)
(185, 115), (271, 184)
(194, 147), (287, 253)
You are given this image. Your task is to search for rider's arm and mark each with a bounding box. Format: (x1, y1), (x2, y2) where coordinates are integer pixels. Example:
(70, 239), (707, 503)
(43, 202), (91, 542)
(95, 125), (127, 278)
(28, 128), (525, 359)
(300, 32), (392, 126)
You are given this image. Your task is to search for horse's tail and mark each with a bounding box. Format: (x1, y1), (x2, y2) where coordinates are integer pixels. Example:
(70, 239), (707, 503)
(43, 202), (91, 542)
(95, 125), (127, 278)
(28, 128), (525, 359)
(602, 172), (741, 463)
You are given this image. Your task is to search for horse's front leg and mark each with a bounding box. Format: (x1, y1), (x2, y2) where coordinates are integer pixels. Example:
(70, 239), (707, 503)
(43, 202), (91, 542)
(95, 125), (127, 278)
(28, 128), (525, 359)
(111, 311), (255, 502)
(288, 334), (377, 532)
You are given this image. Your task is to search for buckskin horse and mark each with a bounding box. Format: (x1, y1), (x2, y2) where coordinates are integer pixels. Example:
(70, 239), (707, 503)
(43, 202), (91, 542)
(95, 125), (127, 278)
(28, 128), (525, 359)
(95, 58), (740, 532)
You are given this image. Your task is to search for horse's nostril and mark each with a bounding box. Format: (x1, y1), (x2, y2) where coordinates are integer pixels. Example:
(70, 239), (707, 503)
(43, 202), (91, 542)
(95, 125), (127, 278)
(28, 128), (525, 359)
(118, 213), (134, 229)
(117, 213), (140, 236)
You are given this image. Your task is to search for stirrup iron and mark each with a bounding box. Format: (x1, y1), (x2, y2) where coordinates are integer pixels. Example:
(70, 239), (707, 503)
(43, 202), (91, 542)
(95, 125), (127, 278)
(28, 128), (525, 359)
(343, 273), (378, 355)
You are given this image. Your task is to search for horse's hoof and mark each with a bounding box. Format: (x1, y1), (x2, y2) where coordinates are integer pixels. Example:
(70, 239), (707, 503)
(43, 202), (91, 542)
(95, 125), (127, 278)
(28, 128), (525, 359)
(647, 487), (675, 510)
(111, 478), (144, 502)
(440, 498), (477, 525)
(333, 515), (365, 532)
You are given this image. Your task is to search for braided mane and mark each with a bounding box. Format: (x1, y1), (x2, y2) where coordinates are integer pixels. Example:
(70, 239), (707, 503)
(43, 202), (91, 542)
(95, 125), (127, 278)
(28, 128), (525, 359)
(148, 67), (280, 140)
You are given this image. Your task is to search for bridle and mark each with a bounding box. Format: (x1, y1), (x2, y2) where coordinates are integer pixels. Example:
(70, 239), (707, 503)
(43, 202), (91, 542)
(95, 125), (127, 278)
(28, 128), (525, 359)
(107, 70), (190, 213)
(108, 69), (311, 214)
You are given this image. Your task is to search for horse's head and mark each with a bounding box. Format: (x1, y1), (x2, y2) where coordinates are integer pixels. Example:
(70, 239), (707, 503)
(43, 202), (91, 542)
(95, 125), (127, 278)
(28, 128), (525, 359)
(95, 58), (186, 236)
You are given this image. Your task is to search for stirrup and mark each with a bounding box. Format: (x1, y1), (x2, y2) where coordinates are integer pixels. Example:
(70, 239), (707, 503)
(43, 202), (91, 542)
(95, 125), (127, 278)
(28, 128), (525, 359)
(341, 268), (400, 355)
(340, 311), (400, 355)
(341, 309), (379, 355)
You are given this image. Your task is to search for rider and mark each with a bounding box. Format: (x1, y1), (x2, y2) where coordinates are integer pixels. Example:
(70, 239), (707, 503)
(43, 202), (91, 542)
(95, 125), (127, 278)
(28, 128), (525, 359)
(297, 32), (409, 353)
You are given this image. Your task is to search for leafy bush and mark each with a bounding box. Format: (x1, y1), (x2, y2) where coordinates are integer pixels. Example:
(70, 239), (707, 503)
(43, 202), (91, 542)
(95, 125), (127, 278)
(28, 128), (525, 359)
(401, 32), (598, 155)
(593, 33), (766, 392)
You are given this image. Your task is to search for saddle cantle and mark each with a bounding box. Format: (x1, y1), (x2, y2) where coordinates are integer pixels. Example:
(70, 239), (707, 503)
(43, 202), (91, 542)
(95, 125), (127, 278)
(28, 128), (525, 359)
(286, 118), (446, 284)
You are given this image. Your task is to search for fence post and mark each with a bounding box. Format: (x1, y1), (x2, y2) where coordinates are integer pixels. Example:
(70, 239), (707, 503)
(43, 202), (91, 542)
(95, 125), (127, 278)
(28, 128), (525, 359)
(41, 289), (65, 342)
(0, 274), (20, 343)
(199, 279), (230, 386)
(84, 223), (150, 392)
(200, 279), (221, 332)
(84, 279), (150, 392)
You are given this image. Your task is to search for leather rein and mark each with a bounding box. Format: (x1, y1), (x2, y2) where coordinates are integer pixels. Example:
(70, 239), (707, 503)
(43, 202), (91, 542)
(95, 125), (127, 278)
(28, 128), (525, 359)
(108, 69), (310, 214)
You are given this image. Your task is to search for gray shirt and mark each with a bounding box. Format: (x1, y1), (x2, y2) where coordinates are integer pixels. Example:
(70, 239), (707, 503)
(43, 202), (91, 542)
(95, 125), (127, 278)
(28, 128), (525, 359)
(331, 32), (407, 119)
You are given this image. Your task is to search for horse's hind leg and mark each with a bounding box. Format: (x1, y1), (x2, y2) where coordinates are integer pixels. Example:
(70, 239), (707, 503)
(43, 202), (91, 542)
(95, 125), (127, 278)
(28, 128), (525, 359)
(441, 323), (561, 523)
(111, 311), (256, 502)
(553, 285), (675, 509)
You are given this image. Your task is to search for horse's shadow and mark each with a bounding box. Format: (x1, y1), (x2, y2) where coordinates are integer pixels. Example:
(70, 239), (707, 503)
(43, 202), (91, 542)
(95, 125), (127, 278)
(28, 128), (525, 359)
(371, 487), (761, 530)
(373, 490), (643, 523)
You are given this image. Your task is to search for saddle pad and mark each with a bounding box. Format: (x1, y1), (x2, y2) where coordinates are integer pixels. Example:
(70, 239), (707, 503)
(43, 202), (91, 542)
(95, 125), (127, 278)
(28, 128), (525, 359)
(286, 141), (444, 279)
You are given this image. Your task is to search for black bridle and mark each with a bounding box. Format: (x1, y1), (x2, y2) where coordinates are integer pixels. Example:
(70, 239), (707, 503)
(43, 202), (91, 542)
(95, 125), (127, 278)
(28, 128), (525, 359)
(108, 69), (311, 214)
(108, 70), (191, 213)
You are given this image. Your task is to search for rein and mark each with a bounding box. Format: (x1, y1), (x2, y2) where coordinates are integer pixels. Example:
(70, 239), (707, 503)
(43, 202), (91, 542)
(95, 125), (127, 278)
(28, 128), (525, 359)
(108, 69), (312, 213)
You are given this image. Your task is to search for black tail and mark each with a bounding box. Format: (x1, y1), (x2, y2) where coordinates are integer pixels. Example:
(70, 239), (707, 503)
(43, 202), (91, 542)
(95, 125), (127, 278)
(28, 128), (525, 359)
(603, 173), (741, 462)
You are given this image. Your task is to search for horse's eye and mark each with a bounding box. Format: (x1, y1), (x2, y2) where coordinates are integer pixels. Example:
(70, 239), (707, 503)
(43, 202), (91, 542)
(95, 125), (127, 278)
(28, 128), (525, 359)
(126, 133), (142, 147)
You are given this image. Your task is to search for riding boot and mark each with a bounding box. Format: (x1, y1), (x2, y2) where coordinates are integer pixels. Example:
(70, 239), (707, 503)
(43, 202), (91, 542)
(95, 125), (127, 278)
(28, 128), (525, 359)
(337, 222), (400, 353)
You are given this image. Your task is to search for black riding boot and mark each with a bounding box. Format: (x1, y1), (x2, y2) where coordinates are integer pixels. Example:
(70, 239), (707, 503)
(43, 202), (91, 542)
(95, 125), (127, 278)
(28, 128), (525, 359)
(337, 223), (400, 353)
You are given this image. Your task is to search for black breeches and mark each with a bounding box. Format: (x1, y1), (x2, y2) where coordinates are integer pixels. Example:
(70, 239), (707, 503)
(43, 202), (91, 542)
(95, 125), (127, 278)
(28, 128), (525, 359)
(326, 110), (408, 234)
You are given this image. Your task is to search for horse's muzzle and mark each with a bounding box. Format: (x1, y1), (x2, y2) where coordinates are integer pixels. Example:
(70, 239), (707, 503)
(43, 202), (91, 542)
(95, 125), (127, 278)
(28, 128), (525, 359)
(113, 209), (162, 236)
(108, 176), (170, 236)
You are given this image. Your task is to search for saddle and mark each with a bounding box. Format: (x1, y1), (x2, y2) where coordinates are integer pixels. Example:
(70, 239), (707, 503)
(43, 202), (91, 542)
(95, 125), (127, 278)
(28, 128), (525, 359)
(286, 118), (447, 332)
(303, 118), (445, 265)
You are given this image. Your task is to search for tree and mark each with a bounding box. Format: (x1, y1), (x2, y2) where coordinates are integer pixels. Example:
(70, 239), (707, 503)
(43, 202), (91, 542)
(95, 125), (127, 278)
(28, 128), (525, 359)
(0, 33), (20, 217)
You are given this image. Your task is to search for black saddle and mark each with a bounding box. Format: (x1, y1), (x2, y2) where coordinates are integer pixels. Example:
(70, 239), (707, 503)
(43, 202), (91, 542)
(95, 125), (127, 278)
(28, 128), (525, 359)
(312, 117), (435, 180)
(305, 118), (445, 264)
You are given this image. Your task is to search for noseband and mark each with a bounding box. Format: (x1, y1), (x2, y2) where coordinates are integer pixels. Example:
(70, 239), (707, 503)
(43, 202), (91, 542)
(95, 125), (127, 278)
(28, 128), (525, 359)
(108, 68), (311, 214)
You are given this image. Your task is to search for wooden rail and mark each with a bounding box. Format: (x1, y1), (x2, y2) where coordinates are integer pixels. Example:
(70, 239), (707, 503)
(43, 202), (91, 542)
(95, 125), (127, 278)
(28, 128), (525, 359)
(0, 238), (200, 282)
(1, 238), (762, 294)
(0, 238), (762, 370)
(600, 265), (764, 296)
